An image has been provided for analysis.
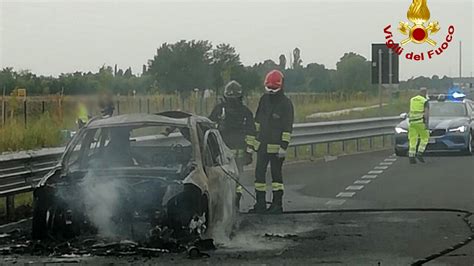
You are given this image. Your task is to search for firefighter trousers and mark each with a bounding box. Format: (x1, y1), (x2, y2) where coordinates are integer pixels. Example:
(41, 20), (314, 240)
(254, 149), (285, 193)
(408, 122), (429, 157)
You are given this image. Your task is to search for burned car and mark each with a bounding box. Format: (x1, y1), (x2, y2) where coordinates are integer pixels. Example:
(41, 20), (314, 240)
(32, 112), (238, 247)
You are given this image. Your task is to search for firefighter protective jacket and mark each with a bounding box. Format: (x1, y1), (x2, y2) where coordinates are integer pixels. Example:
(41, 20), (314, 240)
(254, 92), (294, 153)
(209, 99), (256, 151)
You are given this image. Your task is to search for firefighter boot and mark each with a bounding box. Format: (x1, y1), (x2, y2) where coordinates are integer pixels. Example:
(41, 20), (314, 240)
(409, 156), (417, 164)
(248, 191), (266, 213)
(416, 152), (425, 163)
(266, 191), (283, 214)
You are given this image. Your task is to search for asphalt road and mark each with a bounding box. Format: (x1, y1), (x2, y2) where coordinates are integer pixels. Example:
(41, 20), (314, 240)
(2, 149), (474, 265)
(236, 150), (474, 265)
(240, 150), (474, 212)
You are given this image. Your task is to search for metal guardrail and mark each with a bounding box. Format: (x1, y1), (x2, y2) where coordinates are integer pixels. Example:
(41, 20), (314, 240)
(292, 116), (399, 146)
(0, 116), (400, 219)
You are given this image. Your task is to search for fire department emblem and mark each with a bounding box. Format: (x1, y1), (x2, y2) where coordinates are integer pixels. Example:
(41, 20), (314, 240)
(398, 0), (440, 46)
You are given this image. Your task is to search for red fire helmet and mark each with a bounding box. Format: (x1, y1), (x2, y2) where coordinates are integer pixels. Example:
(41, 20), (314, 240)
(264, 70), (284, 93)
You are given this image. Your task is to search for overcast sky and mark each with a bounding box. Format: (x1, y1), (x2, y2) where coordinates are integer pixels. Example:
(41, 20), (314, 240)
(0, 0), (472, 80)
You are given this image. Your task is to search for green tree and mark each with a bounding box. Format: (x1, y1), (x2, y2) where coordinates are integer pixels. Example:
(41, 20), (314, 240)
(278, 54), (286, 70)
(231, 66), (261, 92)
(0, 68), (16, 93)
(211, 43), (242, 89)
(147, 40), (213, 95)
(305, 63), (332, 92)
(335, 52), (371, 92)
(123, 67), (133, 78)
(252, 59), (279, 78)
(284, 68), (305, 91)
(97, 66), (114, 92)
(292, 48), (302, 69)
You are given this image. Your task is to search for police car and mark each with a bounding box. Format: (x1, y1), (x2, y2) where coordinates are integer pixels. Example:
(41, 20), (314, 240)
(394, 94), (474, 156)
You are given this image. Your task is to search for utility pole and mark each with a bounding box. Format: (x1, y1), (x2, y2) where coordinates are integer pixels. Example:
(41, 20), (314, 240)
(388, 49), (393, 104)
(459, 41), (462, 79)
(378, 49), (383, 110)
(2, 86), (4, 126)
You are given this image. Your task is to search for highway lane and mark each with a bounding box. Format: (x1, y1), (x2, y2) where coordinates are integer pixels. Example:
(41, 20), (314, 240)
(240, 150), (474, 212)
(237, 149), (474, 265)
(359, 153), (474, 211)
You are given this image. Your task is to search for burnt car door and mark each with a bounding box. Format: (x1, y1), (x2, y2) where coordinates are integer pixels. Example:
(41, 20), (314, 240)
(202, 129), (236, 235)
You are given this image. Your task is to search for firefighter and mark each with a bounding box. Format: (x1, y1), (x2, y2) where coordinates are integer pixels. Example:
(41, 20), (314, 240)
(249, 70), (294, 214)
(408, 87), (430, 164)
(209, 80), (256, 209)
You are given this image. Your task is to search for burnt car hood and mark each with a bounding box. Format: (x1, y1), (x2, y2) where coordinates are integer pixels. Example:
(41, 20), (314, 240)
(397, 117), (469, 130)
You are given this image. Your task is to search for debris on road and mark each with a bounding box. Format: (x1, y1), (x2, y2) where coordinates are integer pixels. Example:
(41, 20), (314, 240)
(0, 225), (215, 259)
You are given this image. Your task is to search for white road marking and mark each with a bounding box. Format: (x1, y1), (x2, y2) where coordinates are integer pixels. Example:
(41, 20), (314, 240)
(325, 199), (346, 206)
(336, 192), (356, 198)
(368, 170), (383, 174)
(333, 156), (396, 201)
(362, 175), (377, 179)
(346, 185), (364, 191)
(354, 180), (371, 184)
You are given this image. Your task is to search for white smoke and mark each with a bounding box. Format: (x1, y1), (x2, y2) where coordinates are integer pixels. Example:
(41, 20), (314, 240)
(79, 170), (126, 238)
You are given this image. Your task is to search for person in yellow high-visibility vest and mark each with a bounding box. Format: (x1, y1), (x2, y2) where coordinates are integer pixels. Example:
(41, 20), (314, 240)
(76, 100), (89, 129)
(408, 88), (430, 164)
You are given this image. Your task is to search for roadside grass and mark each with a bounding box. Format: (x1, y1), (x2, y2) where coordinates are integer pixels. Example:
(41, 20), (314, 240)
(294, 97), (381, 122)
(303, 96), (411, 123)
(0, 114), (66, 152)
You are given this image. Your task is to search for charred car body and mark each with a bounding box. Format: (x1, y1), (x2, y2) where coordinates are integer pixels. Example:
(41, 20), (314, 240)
(32, 112), (238, 247)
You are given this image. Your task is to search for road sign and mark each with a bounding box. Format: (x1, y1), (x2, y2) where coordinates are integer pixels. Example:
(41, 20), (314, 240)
(17, 88), (27, 99)
(371, 44), (399, 84)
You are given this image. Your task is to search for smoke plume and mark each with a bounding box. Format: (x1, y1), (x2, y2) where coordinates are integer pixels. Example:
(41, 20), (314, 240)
(79, 170), (127, 238)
